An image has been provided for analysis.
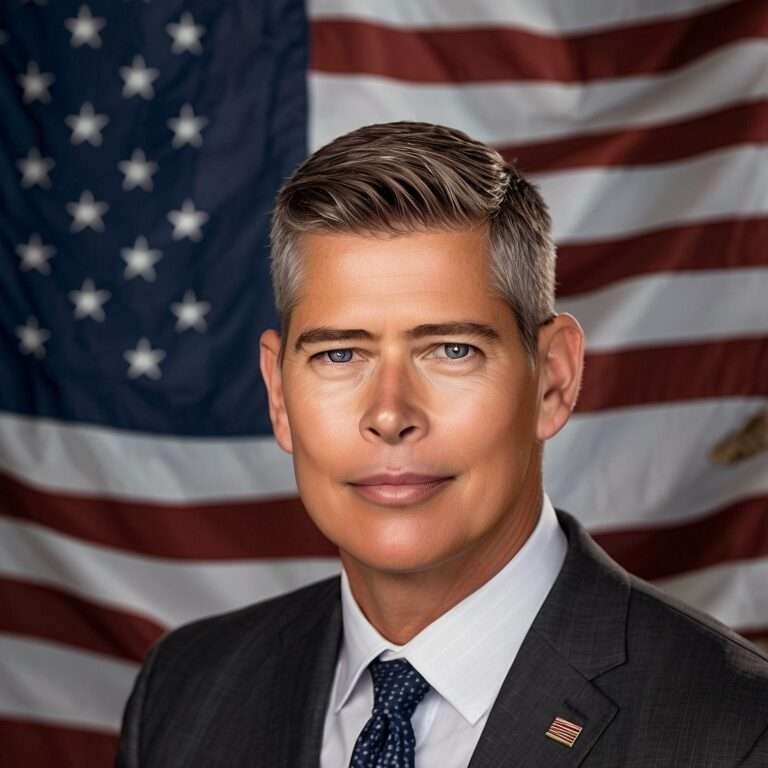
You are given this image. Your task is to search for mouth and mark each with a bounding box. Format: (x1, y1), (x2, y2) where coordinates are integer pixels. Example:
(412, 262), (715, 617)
(348, 474), (454, 506)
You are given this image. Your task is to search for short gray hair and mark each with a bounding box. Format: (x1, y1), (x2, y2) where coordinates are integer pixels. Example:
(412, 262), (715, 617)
(269, 121), (556, 361)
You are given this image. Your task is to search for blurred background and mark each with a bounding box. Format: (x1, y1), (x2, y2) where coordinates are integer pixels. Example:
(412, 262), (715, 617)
(1, 0), (766, 764)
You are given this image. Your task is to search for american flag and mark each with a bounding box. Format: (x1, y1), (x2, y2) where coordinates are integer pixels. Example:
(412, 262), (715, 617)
(1, 0), (766, 764)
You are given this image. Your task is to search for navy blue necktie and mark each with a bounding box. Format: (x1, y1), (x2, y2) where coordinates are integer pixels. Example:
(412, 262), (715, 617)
(349, 658), (431, 768)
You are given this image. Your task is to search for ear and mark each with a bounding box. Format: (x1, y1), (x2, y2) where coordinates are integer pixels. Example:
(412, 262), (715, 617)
(535, 313), (585, 442)
(259, 329), (294, 454)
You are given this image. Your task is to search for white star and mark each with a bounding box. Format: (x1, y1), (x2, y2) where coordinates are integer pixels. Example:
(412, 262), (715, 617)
(167, 103), (208, 149)
(125, 338), (165, 380)
(168, 199), (208, 241)
(17, 147), (55, 189)
(121, 236), (162, 281)
(16, 317), (50, 358)
(65, 102), (109, 146)
(17, 234), (56, 274)
(67, 190), (109, 232)
(166, 12), (205, 54)
(118, 148), (158, 191)
(69, 278), (111, 321)
(17, 61), (55, 104)
(171, 290), (211, 332)
(119, 55), (159, 99)
(65, 5), (106, 48)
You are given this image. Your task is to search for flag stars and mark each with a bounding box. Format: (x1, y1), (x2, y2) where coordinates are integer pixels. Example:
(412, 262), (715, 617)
(118, 149), (158, 191)
(166, 12), (205, 55)
(125, 338), (165, 380)
(168, 104), (208, 148)
(17, 148), (55, 189)
(67, 190), (109, 232)
(18, 61), (55, 104)
(168, 200), (208, 241)
(16, 317), (50, 358)
(119, 55), (159, 100)
(172, 290), (211, 332)
(65, 5), (106, 48)
(69, 278), (111, 321)
(66, 102), (109, 146)
(122, 236), (162, 281)
(17, 234), (56, 274)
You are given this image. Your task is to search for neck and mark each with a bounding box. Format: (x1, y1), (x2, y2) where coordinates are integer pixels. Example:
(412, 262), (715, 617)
(341, 479), (543, 645)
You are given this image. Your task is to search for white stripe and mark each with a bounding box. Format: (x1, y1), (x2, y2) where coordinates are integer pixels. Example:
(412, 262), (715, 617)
(655, 557), (768, 631)
(309, 0), (732, 34)
(536, 145), (768, 243)
(0, 634), (136, 732)
(0, 411), (296, 501)
(557, 269), (768, 351)
(309, 41), (768, 149)
(545, 398), (768, 531)
(0, 517), (340, 628)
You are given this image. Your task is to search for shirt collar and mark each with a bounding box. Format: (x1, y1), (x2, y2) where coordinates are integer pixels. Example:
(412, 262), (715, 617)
(335, 493), (567, 725)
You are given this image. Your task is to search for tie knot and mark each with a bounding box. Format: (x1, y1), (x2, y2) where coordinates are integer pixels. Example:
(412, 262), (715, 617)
(369, 658), (430, 720)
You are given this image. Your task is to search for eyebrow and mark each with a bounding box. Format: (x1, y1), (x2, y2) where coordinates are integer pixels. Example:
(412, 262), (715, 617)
(293, 322), (501, 353)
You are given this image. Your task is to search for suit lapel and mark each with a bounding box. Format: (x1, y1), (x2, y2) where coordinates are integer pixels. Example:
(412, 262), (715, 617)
(259, 580), (342, 768)
(468, 511), (630, 768)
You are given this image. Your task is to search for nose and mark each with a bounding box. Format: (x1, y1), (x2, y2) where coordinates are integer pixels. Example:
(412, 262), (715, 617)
(359, 357), (428, 445)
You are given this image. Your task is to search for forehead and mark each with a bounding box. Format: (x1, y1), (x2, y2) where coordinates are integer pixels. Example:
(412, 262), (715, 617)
(292, 228), (506, 326)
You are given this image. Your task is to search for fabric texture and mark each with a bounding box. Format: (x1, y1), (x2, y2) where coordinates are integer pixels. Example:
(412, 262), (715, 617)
(349, 659), (430, 768)
(116, 510), (768, 767)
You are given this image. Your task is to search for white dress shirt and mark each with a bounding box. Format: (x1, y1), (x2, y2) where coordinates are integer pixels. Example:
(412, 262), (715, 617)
(320, 493), (567, 768)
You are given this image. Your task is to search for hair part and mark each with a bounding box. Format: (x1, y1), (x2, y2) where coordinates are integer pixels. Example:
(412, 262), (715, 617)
(269, 121), (556, 364)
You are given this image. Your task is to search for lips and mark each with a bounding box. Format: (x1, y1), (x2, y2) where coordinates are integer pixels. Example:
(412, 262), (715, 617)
(349, 473), (454, 506)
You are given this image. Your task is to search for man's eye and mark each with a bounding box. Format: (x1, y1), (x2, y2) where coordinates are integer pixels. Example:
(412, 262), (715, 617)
(435, 343), (477, 360)
(313, 349), (354, 363)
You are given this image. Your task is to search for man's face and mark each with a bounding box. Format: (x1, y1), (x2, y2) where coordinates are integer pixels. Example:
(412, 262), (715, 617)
(262, 227), (549, 576)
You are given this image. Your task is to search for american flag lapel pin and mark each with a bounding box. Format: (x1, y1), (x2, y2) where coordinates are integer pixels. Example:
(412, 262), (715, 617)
(545, 716), (583, 748)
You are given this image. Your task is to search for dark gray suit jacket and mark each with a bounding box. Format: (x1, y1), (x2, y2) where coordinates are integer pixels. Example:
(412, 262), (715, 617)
(117, 511), (768, 766)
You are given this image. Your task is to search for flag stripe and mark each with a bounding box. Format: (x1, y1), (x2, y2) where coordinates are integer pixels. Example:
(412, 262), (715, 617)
(536, 145), (767, 243)
(578, 337), (768, 412)
(0, 471), (335, 559)
(596, 497), (768, 581)
(0, 578), (164, 663)
(0, 635), (137, 732)
(557, 269), (768, 351)
(310, 41), (768, 148)
(556, 218), (768, 297)
(503, 101), (768, 173)
(311, 1), (766, 83)
(0, 719), (118, 768)
(656, 556), (768, 629)
(545, 399), (768, 530)
(0, 516), (340, 627)
(0, 412), (296, 502)
(309, 0), (735, 34)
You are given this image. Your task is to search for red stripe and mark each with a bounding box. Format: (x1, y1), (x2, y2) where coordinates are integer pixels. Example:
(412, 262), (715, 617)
(578, 337), (768, 412)
(594, 497), (768, 581)
(311, 0), (766, 83)
(500, 101), (768, 173)
(0, 470), (337, 559)
(0, 577), (163, 662)
(556, 218), (768, 298)
(0, 718), (117, 768)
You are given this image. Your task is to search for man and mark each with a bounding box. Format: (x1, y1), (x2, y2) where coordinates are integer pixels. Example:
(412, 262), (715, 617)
(117, 122), (768, 767)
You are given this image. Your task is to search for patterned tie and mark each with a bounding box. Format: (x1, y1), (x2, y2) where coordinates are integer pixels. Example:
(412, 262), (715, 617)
(349, 658), (431, 768)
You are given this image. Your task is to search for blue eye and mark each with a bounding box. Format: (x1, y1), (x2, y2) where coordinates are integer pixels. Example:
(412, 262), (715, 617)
(319, 349), (353, 363)
(442, 343), (472, 359)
